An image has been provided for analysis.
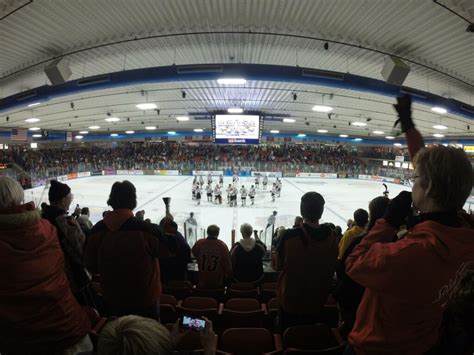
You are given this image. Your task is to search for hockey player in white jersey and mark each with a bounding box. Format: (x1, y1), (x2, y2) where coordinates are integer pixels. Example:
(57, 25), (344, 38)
(214, 184), (222, 204)
(240, 185), (248, 206)
(276, 178), (282, 197)
(207, 173), (212, 184)
(195, 185), (202, 205)
(270, 183), (277, 202)
(206, 183), (213, 202)
(249, 185), (256, 205)
(255, 175), (260, 189)
(230, 185), (238, 207)
(226, 184), (233, 205)
(263, 175), (268, 189)
(199, 175), (204, 186)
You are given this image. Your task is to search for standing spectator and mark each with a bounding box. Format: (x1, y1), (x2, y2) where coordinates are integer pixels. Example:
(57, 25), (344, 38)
(158, 217), (191, 284)
(338, 209), (368, 258)
(77, 207), (94, 232)
(42, 180), (98, 309)
(344, 95), (474, 354)
(0, 177), (92, 355)
(192, 224), (232, 288)
(230, 223), (266, 283)
(83, 181), (173, 318)
(333, 196), (390, 337)
(185, 212), (198, 241)
(273, 192), (338, 330)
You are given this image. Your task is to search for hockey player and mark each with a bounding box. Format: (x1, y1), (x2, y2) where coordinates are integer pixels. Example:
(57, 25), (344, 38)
(199, 175), (204, 187)
(276, 178), (282, 197)
(230, 185), (238, 207)
(226, 184), (233, 205)
(195, 185), (202, 205)
(214, 184), (222, 204)
(219, 174), (224, 185)
(206, 183), (213, 202)
(255, 175), (260, 189)
(207, 173), (212, 185)
(249, 185), (256, 205)
(240, 185), (248, 206)
(232, 173), (239, 185)
(192, 182), (197, 200)
(270, 183), (277, 202)
(263, 175), (268, 189)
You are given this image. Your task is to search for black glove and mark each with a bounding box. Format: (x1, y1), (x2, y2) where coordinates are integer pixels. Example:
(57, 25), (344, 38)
(384, 191), (413, 228)
(393, 95), (415, 133)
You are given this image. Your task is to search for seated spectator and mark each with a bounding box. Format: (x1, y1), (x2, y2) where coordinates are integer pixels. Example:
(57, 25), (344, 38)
(97, 315), (217, 355)
(345, 95), (474, 354)
(192, 224), (232, 288)
(158, 217), (191, 284)
(338, 208), (368, 258)
(42, 180), (98, 309)
(230, 223), (266, 282)
(83, 180), (173, 318)
(0, 177), (92, 354)
(273, 192), (338, 330)
(77, 207), (94, 232)
(333, 196), (390, 336)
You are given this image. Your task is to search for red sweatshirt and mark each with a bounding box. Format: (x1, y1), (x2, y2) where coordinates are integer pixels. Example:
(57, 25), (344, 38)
(346, 214), (474, 355)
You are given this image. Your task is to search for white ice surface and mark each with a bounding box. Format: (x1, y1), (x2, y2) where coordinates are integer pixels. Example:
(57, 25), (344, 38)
(27, 176), (411, 249)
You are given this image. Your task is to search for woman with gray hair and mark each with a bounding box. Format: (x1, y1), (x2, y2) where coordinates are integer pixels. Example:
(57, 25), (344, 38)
(0, 177), (92, 355)
(230, 223), (266, 283)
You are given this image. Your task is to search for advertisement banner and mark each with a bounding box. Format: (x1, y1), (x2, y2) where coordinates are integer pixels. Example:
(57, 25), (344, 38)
(128, 170), (144, 175)
(91, 170), (103, 176)
(295, 172), (338, 178)
(358, 175), (395, 183)
(143, 170), (155, 175)
(33, 179), (46, 188)
(67, 172), (78, 180)
(77, 171), (91, 178)
(192, 170), (222, 176)
(251, 171), (283, 178)
(103, 169), (116, 176)
(116, 170), (129, 175)
(154, 170), (180, 176)
(57, 174), (68, 182)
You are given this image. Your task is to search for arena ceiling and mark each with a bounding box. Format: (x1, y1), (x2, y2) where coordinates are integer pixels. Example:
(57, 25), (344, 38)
(0, 0), (473, 142)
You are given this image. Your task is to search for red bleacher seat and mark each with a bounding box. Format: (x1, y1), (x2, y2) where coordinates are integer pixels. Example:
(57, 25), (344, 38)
(282, 324), (346, 354)
(220, 328), (283, 355)
(220, 298), (266, 328)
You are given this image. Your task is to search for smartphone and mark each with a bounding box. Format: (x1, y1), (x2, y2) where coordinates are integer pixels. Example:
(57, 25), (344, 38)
(180, 315), (206, 332)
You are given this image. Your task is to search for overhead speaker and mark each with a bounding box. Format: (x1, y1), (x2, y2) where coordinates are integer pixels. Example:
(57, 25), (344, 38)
(44, 58), (72, 85)
(381, 56), (410, 86)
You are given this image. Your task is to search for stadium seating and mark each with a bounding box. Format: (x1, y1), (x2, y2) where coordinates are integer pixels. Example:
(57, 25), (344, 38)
(220, 298), (267, 328)
(220, 328), (283, 355)
(282, 324), (346, 354)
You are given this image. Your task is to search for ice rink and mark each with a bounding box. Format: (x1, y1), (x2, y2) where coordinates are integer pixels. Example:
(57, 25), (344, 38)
(28, 175), (411, 248)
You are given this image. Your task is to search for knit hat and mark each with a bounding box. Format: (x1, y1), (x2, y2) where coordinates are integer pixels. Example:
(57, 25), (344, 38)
(48, 180), (71, 202)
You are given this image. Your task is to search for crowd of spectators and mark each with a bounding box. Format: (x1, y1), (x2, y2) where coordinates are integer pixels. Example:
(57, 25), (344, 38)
(0, 97), (473, 354)
(0, 142), (415, 182)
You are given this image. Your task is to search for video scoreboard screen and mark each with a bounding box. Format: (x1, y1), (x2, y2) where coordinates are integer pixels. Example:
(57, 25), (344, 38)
(213, 114), (262, 144)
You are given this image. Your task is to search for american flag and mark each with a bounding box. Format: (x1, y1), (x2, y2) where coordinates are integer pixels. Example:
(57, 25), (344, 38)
(11, 129), (27, 141)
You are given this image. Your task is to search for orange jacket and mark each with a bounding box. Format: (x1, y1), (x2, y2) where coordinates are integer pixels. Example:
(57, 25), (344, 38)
(84, 209), (171, 308)
(0, 203), (90, 354)
(273, 223), (338, 316)
(346, 214), (474, 355)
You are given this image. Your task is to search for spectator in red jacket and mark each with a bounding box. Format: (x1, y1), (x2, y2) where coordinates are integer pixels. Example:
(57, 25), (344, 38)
(273, 191), (338, 331)
(0, 177), (92, 355)
(84, 180), (173, 319)
(192, 224), (232, 288)
(344, 96), (474, 354)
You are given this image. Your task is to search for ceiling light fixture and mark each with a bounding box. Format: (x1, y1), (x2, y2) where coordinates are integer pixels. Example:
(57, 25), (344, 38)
(217, 78), (247, 85)
(317, 129), (328, 133)
(394, 143), (402, 147)
(227, 108), (243, 114)
(312, 105), (333, 113)
(79, 130), (89, 134)
(270, 130), (280, 134)
(176, 116), (190, 121)
(110, 133), (118, 137)
(75, 135), (84, 139)
(373, 130), (384, 134)
(385, 136), (395, 140)
(28, 127), (41, 131)
(283, 118), (295, 123)
(433, 124), (448, 130)
(339, 134), (349, 138)
(145, 126), (156, 130)
(194, 128), (203, 132)
(168, 131), (176, 135)
(351, 121), (367, 127)
(105, 117), (120, 122)
(431, 107), (447, 114)
(433, 133), (445, 138)
(32, 134), (42, 138)
(25, 118), (40, 123)
(297, 133), (306, 137)
(136, 103), (157, 110)
(27, 102), (41, 107)
(125, 130), (135, 134)
(353, 138), (363, 141)
(89, 125), (100, 130)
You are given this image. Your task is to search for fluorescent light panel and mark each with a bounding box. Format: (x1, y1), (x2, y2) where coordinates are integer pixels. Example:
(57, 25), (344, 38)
(105, 117), (120, 122)
(136, 103), (157, 110)
(433, 124), (448, 130)
(351, 121), (367, 127)
(431, 107), (447, 114)
(89, 125), (100, 129)
(25, 118), (40, 123)
(227, 108), (243, 114)
(28, 127), (40, 131)
(217, 78), (247, 85)
(27, 102), (41, 107)
(312, 105), (333, 113)
(283, 118), (295, 123)
(176, 116), (190, 121)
